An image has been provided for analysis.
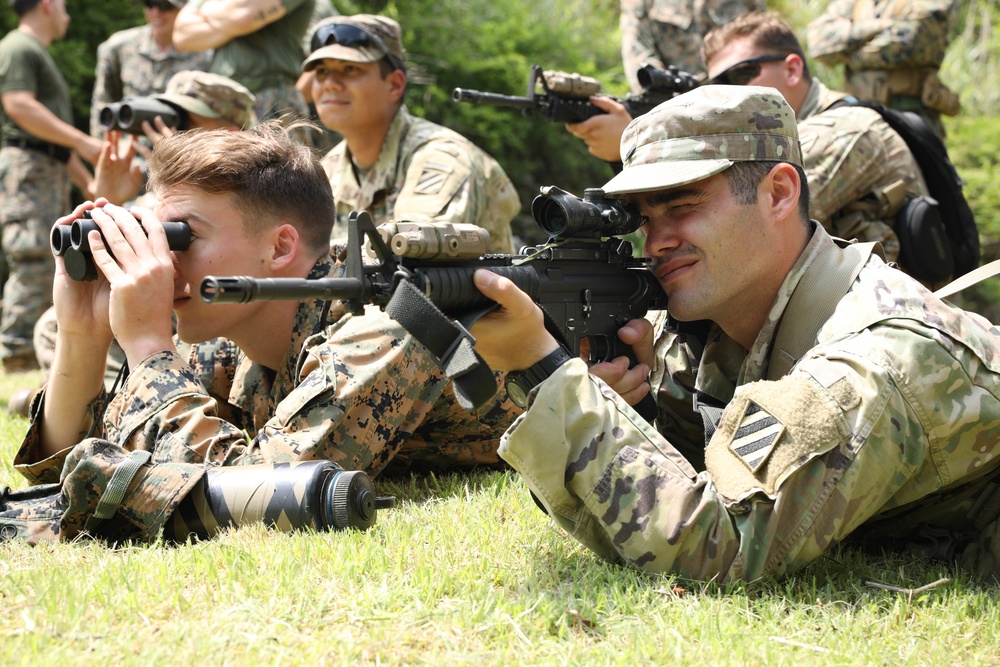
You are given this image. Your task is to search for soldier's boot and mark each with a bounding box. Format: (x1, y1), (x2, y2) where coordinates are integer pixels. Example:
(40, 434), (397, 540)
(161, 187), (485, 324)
(7, 385), (39, 418)
(958, 517), (1000, 585)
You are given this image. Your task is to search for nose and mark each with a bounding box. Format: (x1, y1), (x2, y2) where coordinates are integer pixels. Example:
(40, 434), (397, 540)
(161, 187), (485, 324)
(642, 216), (680, 258)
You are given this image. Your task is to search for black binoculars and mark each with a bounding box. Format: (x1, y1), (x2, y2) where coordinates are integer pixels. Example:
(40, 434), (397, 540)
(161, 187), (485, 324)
(98, 98), (190, 135)
(51, 210), (191, 281)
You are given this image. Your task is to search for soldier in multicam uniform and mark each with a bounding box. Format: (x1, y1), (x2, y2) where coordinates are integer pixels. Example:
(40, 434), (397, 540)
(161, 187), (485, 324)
(702, 12), (928, 276)
(620, 0), (764, 90)
(0, 0), (103, 373)
(806, 0), (961, 139)
(173, 0), (314, 126)
(468, 85), (1000, 583)
(89, 0), (212, 138)
(0, 122), (516, 544)
(304, 14), (519, 254)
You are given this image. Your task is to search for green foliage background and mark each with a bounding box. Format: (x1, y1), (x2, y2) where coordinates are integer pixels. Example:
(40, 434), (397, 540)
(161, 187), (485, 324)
(2, 0), (998, 303)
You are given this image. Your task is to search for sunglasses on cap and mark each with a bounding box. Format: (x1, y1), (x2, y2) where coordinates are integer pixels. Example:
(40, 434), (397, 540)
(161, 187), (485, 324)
(310, 22), (404, 71)
(707, 54), (788, 86)
(142, 0), (177, 10)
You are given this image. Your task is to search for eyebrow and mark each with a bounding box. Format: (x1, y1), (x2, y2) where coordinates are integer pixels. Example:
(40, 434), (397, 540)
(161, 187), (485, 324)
(642, 187), (705, 208)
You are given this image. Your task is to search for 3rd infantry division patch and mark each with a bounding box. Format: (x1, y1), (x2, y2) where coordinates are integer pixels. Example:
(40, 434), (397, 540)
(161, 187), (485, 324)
(728, 401), (785, 473)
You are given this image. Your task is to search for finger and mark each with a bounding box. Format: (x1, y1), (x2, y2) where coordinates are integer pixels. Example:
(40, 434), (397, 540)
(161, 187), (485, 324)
(141, 120), (163, 145)
(618, 318), (656, 368)
(589, 95), (630, 116)
(472, 269), (536, 317)
(87, 205), (142, 269)
(128, 205), (171, 256)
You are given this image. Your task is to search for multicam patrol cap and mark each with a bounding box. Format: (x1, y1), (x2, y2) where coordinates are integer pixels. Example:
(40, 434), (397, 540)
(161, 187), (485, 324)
(302, 14), (406, 72)
(602, 85), (803, 195)
(154, 71), (257, 129)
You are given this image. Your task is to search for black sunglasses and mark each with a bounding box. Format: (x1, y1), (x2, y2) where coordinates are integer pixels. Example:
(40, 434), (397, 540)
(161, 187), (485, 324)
(142, 0), (177, 10)
(707, 54), (788, 86)
(310, 23), (403, 71)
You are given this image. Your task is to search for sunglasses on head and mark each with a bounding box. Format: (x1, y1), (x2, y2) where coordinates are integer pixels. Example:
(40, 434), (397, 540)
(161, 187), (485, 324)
(143, 0), (177, 10)
(707, 54), (788, 86)
(310, 23), (403, 70)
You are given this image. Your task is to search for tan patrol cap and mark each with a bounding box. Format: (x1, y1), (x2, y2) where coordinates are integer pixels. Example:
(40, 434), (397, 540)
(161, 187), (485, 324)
(602, 85), (803, 196)
(302, 15), (405, 72)
(155, 71), (257, 129)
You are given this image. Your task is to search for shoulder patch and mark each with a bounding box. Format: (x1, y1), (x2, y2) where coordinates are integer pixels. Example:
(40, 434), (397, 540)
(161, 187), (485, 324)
(394, 147), (472, 218)
(728, 401), (785, 473)
(413, 160), (455, 195)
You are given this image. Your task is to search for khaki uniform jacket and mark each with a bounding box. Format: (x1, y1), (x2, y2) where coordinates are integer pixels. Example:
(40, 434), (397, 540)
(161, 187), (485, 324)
(322, 105), (519, 254)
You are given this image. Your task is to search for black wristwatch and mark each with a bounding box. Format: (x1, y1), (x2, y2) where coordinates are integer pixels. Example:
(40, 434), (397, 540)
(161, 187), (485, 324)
(504, 346), (574, 408)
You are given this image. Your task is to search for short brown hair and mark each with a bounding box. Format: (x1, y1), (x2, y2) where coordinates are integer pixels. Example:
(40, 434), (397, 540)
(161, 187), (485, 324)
(147, 121), (334, 257)
(701, 12), (811, 80)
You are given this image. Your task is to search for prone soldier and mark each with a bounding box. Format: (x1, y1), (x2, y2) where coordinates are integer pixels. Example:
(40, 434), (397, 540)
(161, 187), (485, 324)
(0, 121), (516, 543)
(468, 85), (1000, 583)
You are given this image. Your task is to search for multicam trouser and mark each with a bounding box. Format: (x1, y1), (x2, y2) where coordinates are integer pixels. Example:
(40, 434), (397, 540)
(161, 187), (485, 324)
(0, 147), (70, 365)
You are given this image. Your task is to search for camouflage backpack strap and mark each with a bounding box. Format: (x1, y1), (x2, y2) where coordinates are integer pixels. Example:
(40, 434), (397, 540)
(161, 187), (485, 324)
(767, 237), (881, 381)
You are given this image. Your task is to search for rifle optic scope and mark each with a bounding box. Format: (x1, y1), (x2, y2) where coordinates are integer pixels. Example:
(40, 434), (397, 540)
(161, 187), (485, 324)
(531, 186), (639, 238)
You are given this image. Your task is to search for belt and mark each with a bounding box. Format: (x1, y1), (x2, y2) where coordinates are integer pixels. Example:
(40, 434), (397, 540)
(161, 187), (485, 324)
(3, 138), (70, 163)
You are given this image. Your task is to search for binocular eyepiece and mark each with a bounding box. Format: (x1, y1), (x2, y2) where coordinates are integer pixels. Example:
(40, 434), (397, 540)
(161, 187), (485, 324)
(98, 97), (190, 135)
(51, 210), (191, 281)
(530, 186), (639, 239)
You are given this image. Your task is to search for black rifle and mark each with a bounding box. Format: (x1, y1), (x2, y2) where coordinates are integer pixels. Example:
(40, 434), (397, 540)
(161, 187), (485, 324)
(452, 64), (700, 123)
(200, 186), (669, 413)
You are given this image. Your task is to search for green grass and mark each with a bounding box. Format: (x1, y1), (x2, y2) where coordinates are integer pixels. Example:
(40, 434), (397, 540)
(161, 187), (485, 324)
(0, 367), (997, 665)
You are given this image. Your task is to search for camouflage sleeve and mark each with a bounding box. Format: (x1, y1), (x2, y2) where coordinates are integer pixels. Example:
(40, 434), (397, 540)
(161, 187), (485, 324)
(844, 0), (958, 71)
(393, 139), (517, 254)
(12, 386), (110, 485)
(100, 350), (247, 466)
(806, 0), (892, 64)
(500, 324), (963, 581)
(90, 39), (123, 138)
(620, 0), (666, 93)
(238, 306), (496, 476)
(808, 0), (957, 69)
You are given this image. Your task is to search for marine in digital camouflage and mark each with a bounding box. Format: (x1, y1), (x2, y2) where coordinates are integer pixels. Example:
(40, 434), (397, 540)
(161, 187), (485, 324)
(0, 27), (74, 368)
(90, 24), (212, 137)
(321, 106), (520, 254)
(498, 85), (1000, 583)
(619, 0), (764, 91)
(806, 0), (961, 136)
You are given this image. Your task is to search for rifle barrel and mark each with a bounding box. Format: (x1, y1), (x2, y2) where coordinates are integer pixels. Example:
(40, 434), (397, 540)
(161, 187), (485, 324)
(200, 276), (367, 304)
(452, 88), (536, 110)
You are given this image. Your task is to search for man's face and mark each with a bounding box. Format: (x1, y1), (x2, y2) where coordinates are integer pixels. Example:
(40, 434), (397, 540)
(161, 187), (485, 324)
(48, 0), (70, 40)
(310, 58), (399, 134)
(144, 1), (181, 44)
(706, 38), (791, 100)
(638, 170), (772, 324)
(155, 185), (275, 345)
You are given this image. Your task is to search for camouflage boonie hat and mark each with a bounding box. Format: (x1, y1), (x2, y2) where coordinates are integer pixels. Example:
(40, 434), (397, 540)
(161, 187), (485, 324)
(155, 71), (257, 129)
(603, 85), (803, 195)
(302, 14), (405, 72)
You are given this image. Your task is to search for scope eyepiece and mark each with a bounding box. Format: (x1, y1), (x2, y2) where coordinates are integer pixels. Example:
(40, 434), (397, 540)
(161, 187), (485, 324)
(531, 186), (638, 238)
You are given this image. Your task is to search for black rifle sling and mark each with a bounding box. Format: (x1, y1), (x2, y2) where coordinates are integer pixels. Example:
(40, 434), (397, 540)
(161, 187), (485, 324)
(385, 279), (500, 411)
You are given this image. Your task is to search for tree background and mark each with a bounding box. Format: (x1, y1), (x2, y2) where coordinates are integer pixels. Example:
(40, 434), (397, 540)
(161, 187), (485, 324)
(2, 0), (997, 311)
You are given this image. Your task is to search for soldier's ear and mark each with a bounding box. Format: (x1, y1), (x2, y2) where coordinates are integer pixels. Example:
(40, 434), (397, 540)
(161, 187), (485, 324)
(761, 163), (801, 225)
(386, 70), (406, 104)
(784, 54), (805, 88)
(269, 223), (300, 270)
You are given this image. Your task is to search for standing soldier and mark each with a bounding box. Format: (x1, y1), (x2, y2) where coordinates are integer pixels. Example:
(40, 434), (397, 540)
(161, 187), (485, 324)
(807, 0), (961, 139)
(173, 0), (315, 127)
(90, 0), (213, 138)
(0, 0), (102, 373)
(620, 0), (764, 90)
